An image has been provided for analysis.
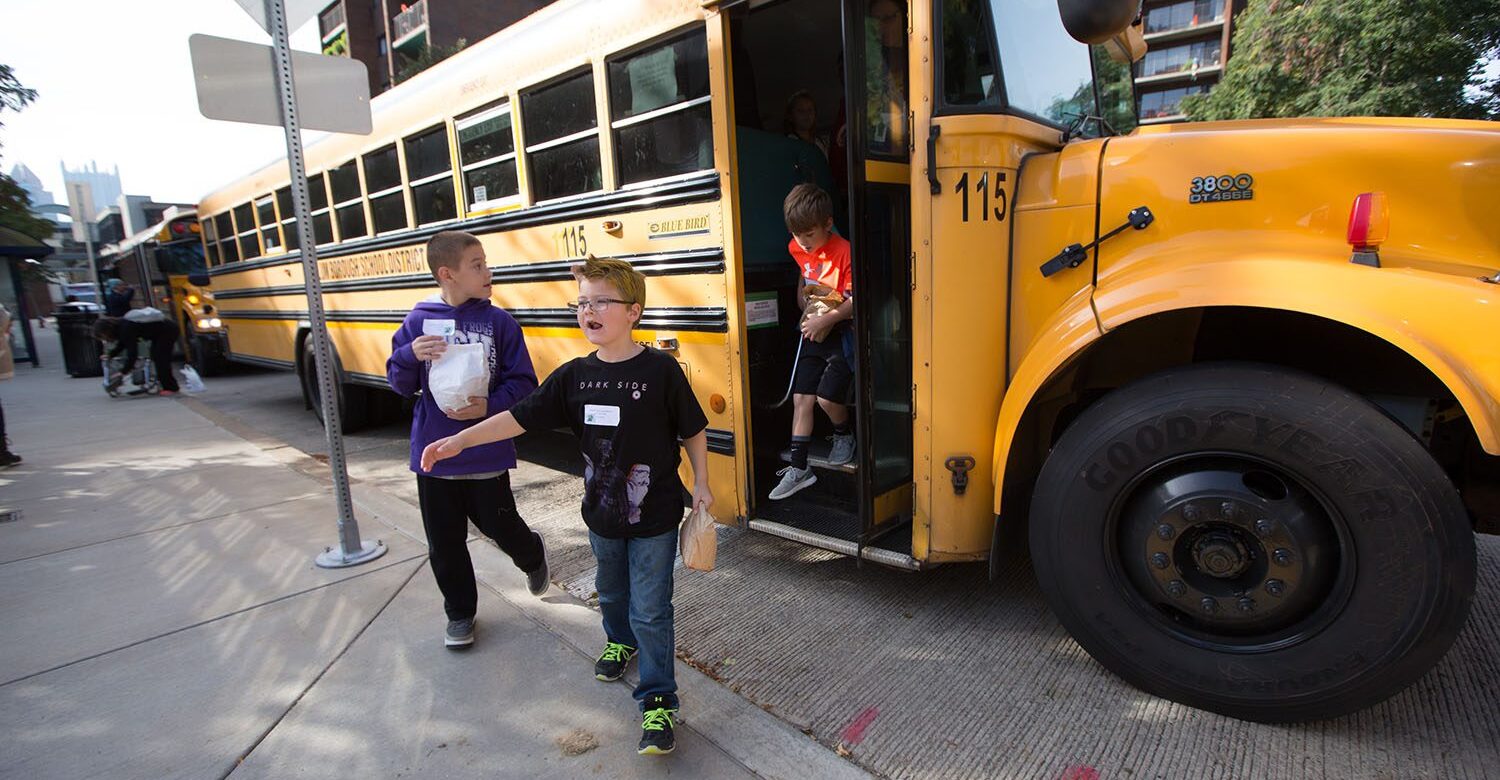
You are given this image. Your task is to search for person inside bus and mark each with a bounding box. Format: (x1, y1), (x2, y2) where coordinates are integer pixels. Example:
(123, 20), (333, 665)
(385, 230), (549, 652)
(419, 255), (711, 757)
(771, 183), (855, 501)
(92, 311), (180, 395)
(103, 278), (135, 317)
(784, 89), (829, 161)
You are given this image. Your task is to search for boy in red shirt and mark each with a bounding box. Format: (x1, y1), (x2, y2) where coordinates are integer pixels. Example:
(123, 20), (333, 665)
(770, 183), (855, 500)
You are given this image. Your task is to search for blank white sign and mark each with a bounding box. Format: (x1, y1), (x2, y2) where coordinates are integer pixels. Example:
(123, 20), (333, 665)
(189, 33), (372, 135)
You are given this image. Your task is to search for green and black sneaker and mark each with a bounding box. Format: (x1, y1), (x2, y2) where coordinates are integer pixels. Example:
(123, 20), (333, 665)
(594, 641), (637, 682)
(637, 696), (677, 755)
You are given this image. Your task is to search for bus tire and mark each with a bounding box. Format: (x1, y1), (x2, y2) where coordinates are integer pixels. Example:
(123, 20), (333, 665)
(1028, 362), (1475, 722)
(299, 343), (368, 434)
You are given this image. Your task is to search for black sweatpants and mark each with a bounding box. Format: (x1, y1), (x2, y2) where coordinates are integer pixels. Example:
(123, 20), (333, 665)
(416, 472), (544, 620)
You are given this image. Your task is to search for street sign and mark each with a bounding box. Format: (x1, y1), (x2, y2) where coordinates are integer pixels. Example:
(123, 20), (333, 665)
(188, 34), (371, 135)
(230, 0), (324, 36)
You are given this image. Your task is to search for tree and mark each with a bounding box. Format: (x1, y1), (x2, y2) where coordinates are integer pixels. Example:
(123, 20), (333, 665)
(1184, 0), (1500, 121)
(0, 63), (50, 242)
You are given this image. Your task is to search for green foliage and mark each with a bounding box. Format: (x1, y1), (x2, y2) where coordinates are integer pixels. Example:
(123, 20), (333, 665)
(1185, 0), (1500, 121)
(0, 63), (50, 241)
(1044, 46), (1139, 136)
(395, 37), (468, 85)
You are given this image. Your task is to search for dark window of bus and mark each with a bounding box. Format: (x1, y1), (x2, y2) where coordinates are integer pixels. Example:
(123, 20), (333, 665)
(201, 219), (220, 266)
(275, 187), (300, 251)
(607, 30), (713, 186)
(363, 144), (407, 233)
(456, 104), (520, 212)
(214, 212), (238, 263)
(940, 0), (1001, 107)
(866, 0), (909, 157)
(233, 202), (260, 259)
(308, 174), (335, 245)
(522, 71), (602, 201)
(257, 196), (281, 252)
(404, 125), (456, 225)
(329, 160), (367, 240)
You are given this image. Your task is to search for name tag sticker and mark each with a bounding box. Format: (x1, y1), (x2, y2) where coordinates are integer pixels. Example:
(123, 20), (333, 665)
(423, 319), (456, 338)
(584, 404), (622, 427)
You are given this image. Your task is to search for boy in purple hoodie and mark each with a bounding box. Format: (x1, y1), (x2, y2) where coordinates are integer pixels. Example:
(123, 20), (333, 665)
(386, 230), (548, 650)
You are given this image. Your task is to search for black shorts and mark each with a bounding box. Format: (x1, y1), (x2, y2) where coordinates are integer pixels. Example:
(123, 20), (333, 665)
(792, 334), (853, 402)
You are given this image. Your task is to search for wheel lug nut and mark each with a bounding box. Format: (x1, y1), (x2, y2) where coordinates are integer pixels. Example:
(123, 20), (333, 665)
(1182, 504), (1200, 522)
(1156, 523), (1176, 541)
(1265, 579), (1286, 597)
(1237, 597), (1255, 613)
(1151, 552), (1170, 569)
(1167, 580), (1187, 596)
(1220, 502), (1237, 519)
(1273, 548), (1294, 566)
(1255, 518), (1276, 538)
(1200, 597), (1219, 613)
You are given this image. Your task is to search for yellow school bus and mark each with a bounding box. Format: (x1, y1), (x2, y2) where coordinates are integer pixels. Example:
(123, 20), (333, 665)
(197, 0), (1500, 722)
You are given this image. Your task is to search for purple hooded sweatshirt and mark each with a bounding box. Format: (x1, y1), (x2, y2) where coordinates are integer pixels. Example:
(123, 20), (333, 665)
(386, 295), (538, 476)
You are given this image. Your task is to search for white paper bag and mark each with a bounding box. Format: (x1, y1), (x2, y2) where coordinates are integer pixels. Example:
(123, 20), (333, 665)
(429, 342), (489, 413)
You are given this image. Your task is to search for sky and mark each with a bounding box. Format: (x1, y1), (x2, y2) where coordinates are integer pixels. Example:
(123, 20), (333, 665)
(1, 0), (321, 206)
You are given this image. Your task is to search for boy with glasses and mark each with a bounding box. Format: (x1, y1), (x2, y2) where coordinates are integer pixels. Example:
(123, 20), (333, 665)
(420, 254), (711, 756)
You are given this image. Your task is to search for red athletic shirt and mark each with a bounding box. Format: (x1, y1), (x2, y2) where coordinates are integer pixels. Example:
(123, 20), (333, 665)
(788, 233), (853, 296)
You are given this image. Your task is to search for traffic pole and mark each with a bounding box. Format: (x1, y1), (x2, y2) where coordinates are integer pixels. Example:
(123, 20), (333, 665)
(264, 0), (386, 568)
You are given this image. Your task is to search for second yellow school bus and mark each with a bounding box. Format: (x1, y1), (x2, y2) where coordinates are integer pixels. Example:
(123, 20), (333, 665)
(199, 0), (1499, 723)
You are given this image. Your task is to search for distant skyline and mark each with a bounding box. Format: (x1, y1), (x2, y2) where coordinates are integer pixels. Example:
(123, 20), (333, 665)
(1, 1), (321, 206)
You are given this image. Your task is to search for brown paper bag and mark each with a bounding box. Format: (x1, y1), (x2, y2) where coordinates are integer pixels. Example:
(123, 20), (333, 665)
(680, 504), (717, 572)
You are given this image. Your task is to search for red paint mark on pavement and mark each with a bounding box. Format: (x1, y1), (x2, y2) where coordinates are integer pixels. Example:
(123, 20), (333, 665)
(1060, 766), (1101, 780)
(840, 707), (880, 746)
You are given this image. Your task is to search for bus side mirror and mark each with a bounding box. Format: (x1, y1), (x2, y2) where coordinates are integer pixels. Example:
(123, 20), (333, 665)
(1057, 0), (1140, 44)
(1103, 18), (1146, 64)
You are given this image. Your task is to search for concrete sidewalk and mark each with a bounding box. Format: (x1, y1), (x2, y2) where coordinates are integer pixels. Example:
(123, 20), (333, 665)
(0, 334), (866, 779)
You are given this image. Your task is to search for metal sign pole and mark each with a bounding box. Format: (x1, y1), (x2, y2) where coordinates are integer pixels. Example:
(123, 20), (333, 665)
(264, 0), (385, 568)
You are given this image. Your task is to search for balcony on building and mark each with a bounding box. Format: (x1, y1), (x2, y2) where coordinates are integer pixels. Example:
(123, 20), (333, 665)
(318, 1), (349, 56)
(1142, 0), (1227, 45)
(391, 0), (429, 54)
(1134, 35), (1224, 87)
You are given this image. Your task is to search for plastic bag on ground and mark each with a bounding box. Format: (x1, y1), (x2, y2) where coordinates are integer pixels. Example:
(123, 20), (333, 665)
(180, 365), (206, 394)
(680, 504), (717, 572)
(429, 342), (489, 414)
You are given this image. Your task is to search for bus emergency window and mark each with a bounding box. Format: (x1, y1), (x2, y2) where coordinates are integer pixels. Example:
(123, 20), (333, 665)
(363, 144), (408, 233)
(257, 196), (282, 252)
(404, 125), (456, 225)
(329, 160), (367, 240)
(607, 30), (713, 186)
(275, 187), (300, 251)
(201, 219), (220, 266)
(522, 70), (603, 201)
(991, 0), (1098, 124)
(456, 104), (520, 212)
(940, 0), (1000, 107)
(233, 202), (259, 259)
(214, 212), (238, 263)
(307, 174), (335, 245)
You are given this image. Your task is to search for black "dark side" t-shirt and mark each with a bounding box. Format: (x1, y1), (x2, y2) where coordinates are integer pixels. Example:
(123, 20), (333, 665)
(510, 347), (708, 539)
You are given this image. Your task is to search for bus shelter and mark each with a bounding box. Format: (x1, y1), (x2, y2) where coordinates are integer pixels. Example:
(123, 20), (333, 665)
(0, 225), (51, 369)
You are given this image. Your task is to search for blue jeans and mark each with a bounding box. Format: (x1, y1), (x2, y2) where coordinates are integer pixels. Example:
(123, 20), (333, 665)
(589, 527), (679, 709)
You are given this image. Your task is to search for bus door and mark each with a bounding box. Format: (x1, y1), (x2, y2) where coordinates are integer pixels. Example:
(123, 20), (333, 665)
(844, 0), (915, 549)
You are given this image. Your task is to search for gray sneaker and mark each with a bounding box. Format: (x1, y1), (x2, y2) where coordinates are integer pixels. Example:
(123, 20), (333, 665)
(768, 465), (817, 500)
(445, 617), (475, 650)
(827, 433), (856, 466)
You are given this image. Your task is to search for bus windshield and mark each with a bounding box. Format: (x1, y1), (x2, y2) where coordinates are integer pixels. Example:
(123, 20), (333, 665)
(991, 0), (1098, 125)
(155, 241), (206, 277)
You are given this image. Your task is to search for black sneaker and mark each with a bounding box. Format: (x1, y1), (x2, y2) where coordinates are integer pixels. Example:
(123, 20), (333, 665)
(526, 531), (549, 597)
(594, 642), (637, 681)
(637, 696), (678, 756)
(445, 617), (474, 650)
(0, 451), (20, 469)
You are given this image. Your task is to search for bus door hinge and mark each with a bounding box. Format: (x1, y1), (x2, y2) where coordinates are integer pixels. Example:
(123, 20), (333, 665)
(1039, 205), (1154, 278)
(945, 455), (976, 496)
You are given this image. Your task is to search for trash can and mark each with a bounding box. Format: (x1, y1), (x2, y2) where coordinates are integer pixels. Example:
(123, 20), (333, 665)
(55, 302), (104, 378)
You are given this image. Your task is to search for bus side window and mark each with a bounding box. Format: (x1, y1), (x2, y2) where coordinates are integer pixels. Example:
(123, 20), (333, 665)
(256, 195), (281, 253)
(233, 202), (259, 260)
(275, 187), (299, 252)
(201, 219), (220, 266)
(214, 212), (238, 264)
(404, 124), (456, 226)
(364, 144), (407, 234)
(307, 174), (335, 246)
(329, 160), (367, 240)
(456, 103), (521, 214)
(606, 29), (714, 187)
(940, 0), (1001, 107)
(522, 69), (603, 202)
